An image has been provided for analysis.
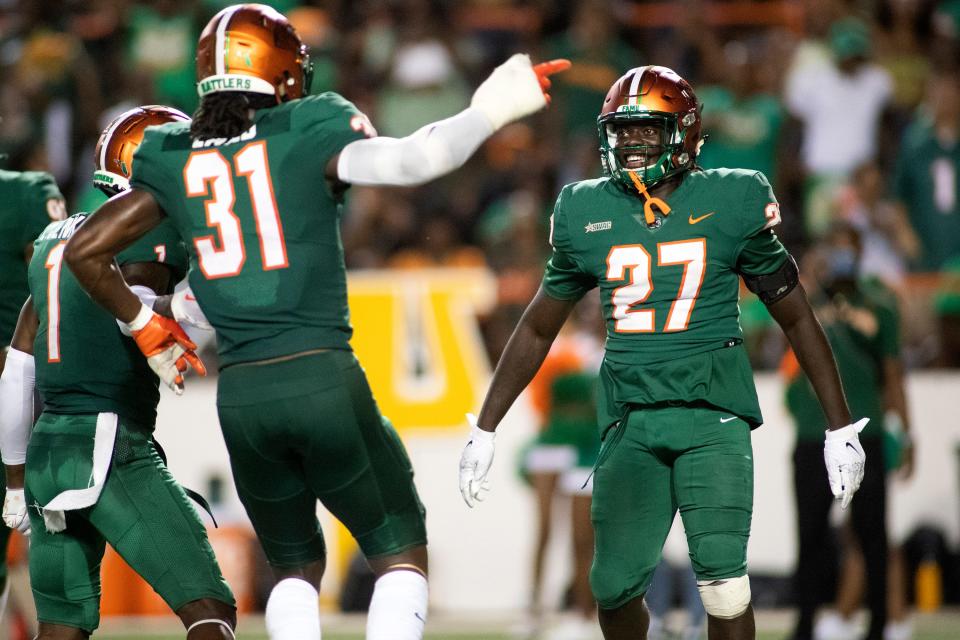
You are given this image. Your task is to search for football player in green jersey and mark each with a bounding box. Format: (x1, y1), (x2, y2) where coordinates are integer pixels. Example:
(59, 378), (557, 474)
(61, 5), (570, 639)
(0, 163), (64, 621)
(0, 107), (236, 639)
(0, 167), (64, 628)
(0, 170), (65, 370)
(457, 66), (869, 640)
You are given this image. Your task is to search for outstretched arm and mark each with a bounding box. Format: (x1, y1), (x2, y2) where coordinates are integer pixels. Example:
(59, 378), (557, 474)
(766, 285), (851, 429)
(327, 55), (570, 188)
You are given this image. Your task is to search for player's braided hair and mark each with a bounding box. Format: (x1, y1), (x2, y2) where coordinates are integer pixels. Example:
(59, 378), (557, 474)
(190, 92), (276, 141)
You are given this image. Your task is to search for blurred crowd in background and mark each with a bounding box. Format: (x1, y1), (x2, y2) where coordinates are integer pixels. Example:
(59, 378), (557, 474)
(2, 0), (960, 368)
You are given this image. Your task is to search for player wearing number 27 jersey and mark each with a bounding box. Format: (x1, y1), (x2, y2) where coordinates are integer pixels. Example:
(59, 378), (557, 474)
(458, 66), (870, 640)
(549, 166), (783, 431)
(63, 4), (571, 640)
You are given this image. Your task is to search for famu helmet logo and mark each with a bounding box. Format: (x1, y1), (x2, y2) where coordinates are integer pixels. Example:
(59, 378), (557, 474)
(199, 77), (254, 94)
(616, 104), (650, 113)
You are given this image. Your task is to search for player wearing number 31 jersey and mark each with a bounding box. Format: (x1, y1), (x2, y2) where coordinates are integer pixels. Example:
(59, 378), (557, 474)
(63, 4), (570, 640)
(459, 66), (869, 640)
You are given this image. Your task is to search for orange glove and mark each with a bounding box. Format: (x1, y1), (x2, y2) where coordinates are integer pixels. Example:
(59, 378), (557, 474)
(127, 304), (206, 394)
(532, 59), (572, 105)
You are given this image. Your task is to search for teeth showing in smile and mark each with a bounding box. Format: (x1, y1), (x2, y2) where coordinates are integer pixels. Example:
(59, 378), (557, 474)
(624, 153), (657, 170)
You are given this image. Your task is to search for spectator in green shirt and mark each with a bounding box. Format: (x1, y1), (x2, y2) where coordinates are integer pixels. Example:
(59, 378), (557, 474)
(892, 66), (960, 272)
(697, 40), (785, 189)
(125, 0), (199, 112)
(544, 0), (639, 149)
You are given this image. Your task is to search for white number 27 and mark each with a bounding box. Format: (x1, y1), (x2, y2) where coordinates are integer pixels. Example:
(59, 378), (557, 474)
(606, 239), (706, 333)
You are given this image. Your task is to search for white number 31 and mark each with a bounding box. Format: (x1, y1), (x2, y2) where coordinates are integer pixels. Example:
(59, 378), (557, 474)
(184, 141), (288, 279)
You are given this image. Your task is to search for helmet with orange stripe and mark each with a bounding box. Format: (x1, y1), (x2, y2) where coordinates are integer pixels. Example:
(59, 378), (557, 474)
(597, 66), (703, 190)
(93, 105), (190, 196)
(196, 3), (313, 103)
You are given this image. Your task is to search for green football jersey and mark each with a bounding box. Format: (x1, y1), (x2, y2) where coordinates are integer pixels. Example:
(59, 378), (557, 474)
(892, 117), (960, 271)
(786, 280), (899, 441)
(30, 213), (188, 426)
(542, 168), (788, 431)
(130, 93), (369, 368)
(0, 170), (64, 346)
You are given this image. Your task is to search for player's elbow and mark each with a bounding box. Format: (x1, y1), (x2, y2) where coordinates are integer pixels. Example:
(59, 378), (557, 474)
(519, 312), (561, 347)
(63, 228), (99, 277)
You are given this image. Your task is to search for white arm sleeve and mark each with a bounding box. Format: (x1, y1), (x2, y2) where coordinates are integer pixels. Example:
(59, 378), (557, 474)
(0, 349), (35, 465)
(336, 107), (494, 187)
(337, 54), (547, 187)
(117, 285), (157, 337)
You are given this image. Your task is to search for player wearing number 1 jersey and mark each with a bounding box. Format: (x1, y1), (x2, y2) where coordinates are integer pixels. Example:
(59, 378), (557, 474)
(62, 4), (570, 640)
(0, 170), (65, 368)
(0, 106), (236, 639)
(458, 66), (869, 640)
(0, 168), (63, 620)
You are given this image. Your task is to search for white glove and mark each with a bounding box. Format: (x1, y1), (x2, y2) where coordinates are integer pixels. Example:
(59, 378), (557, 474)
(470, 54), (547, 130)
(823, 418), (869, 509)
(458, 413), (496, 508)
(3, 488), (30, 535)
(170, 287), (212, 330)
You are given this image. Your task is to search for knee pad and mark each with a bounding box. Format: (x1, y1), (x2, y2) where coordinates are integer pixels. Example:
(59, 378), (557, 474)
(697, 575), (751, 619)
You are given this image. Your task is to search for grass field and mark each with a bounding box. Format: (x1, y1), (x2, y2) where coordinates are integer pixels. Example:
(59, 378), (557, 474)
(89, 633), (960, 640)
(90, 610), (960, 639)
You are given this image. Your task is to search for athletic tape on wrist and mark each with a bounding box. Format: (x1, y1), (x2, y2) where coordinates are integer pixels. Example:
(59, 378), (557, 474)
(126, 303), (154, 332)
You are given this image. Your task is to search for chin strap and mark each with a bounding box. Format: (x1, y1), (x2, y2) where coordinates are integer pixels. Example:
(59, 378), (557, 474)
(627, 170), (671, 225)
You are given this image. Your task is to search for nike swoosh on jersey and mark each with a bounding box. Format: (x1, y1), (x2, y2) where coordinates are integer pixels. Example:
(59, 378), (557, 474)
(689, 211), (716, 224)
(719, 416), (738, 423)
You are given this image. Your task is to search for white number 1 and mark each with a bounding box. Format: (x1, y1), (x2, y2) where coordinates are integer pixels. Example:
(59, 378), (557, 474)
(44, 241), (67, 362)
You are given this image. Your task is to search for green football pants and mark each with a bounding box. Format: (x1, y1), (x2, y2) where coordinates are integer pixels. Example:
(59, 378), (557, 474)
(25, 412), (235, 632)
(590, 405), (753, 609)
(216, 349), (427, 569)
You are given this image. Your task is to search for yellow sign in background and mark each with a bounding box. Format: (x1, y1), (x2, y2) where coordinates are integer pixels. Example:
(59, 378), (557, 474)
(347, 269), (496, 431)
